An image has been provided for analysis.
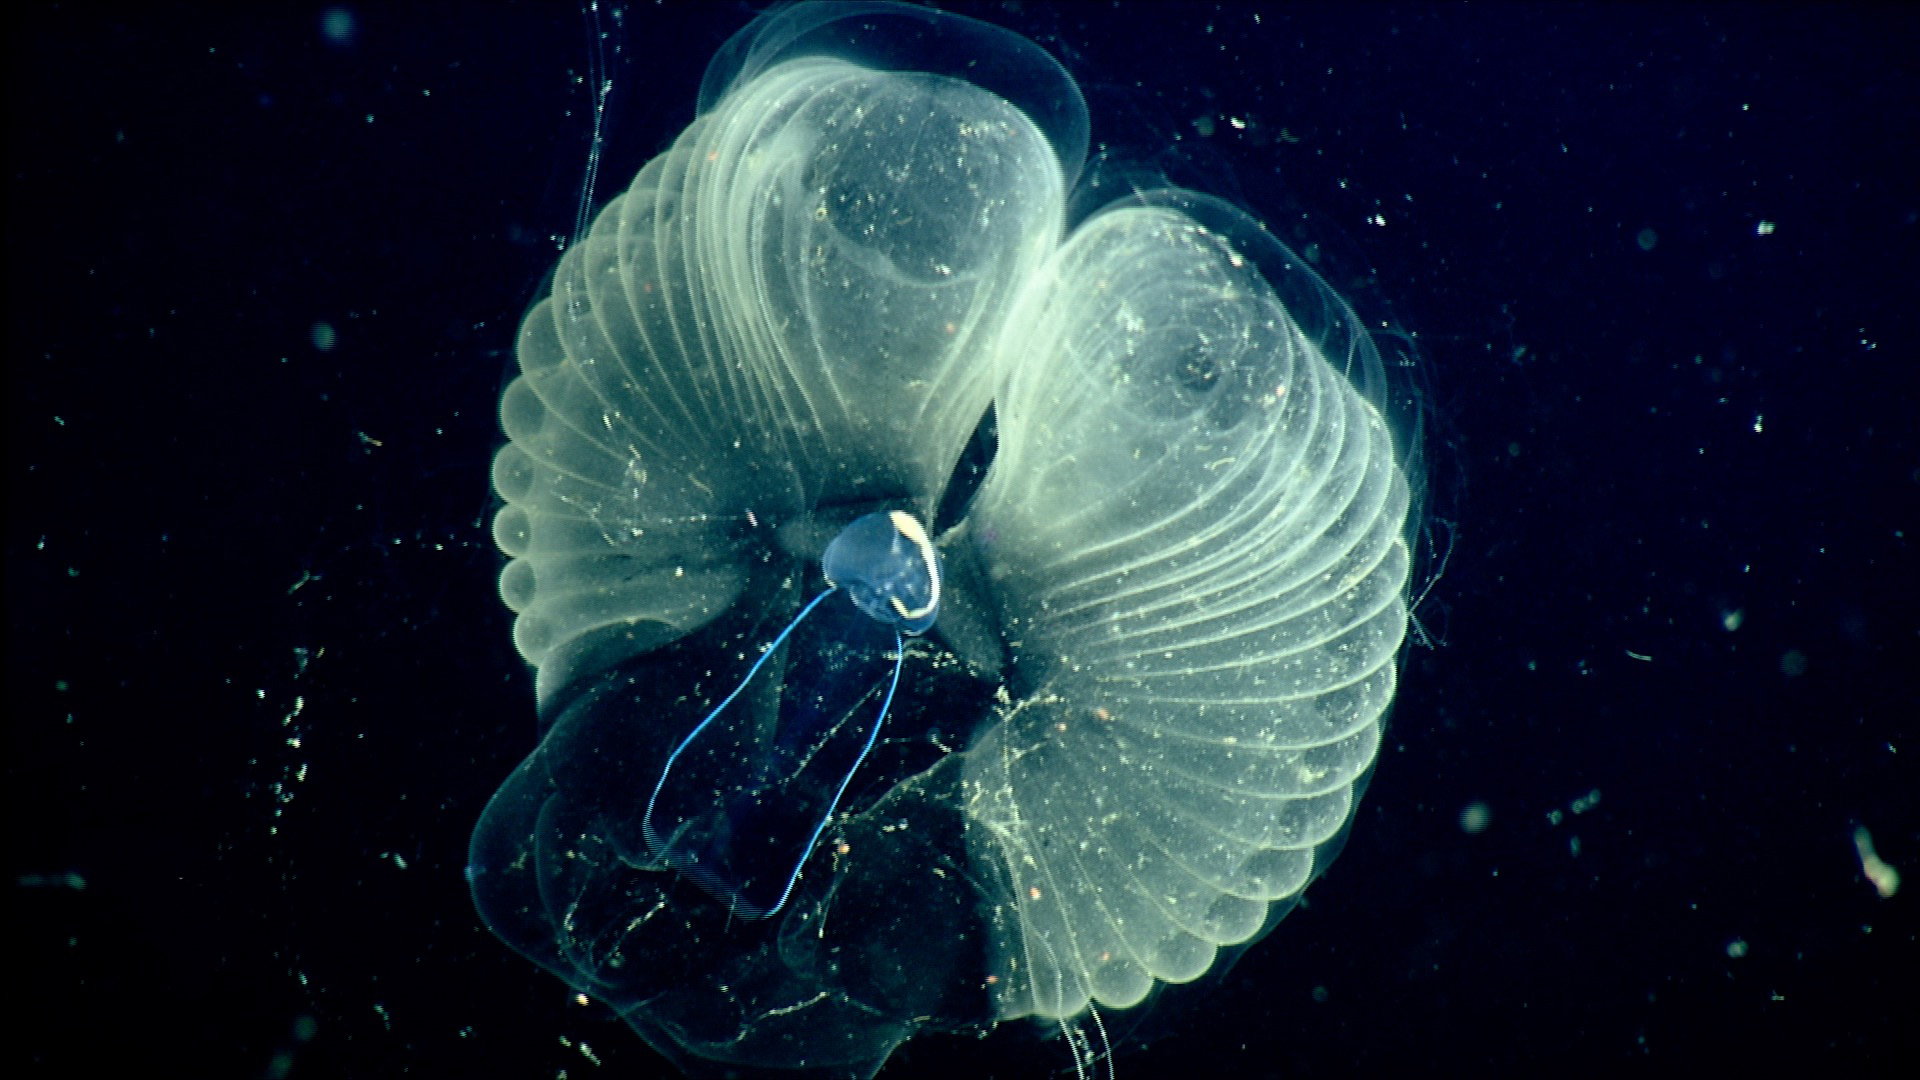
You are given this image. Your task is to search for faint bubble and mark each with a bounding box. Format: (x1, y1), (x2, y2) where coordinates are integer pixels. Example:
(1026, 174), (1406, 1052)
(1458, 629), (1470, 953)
(310, 321), (337, 352)
(320, 8), (358, 48)
(1459, 801), (1492, 834)
(1779, 649), (1808, 677)
(1725, 938), (1748, 959)
(1636, 227), (1658, 251)
(1311, 986), (1330, 1003)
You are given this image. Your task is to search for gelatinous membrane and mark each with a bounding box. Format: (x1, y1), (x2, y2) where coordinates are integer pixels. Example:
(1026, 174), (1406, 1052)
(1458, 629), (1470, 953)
(469, 3), (1419, 1077)
(643, 511), (942, 918)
